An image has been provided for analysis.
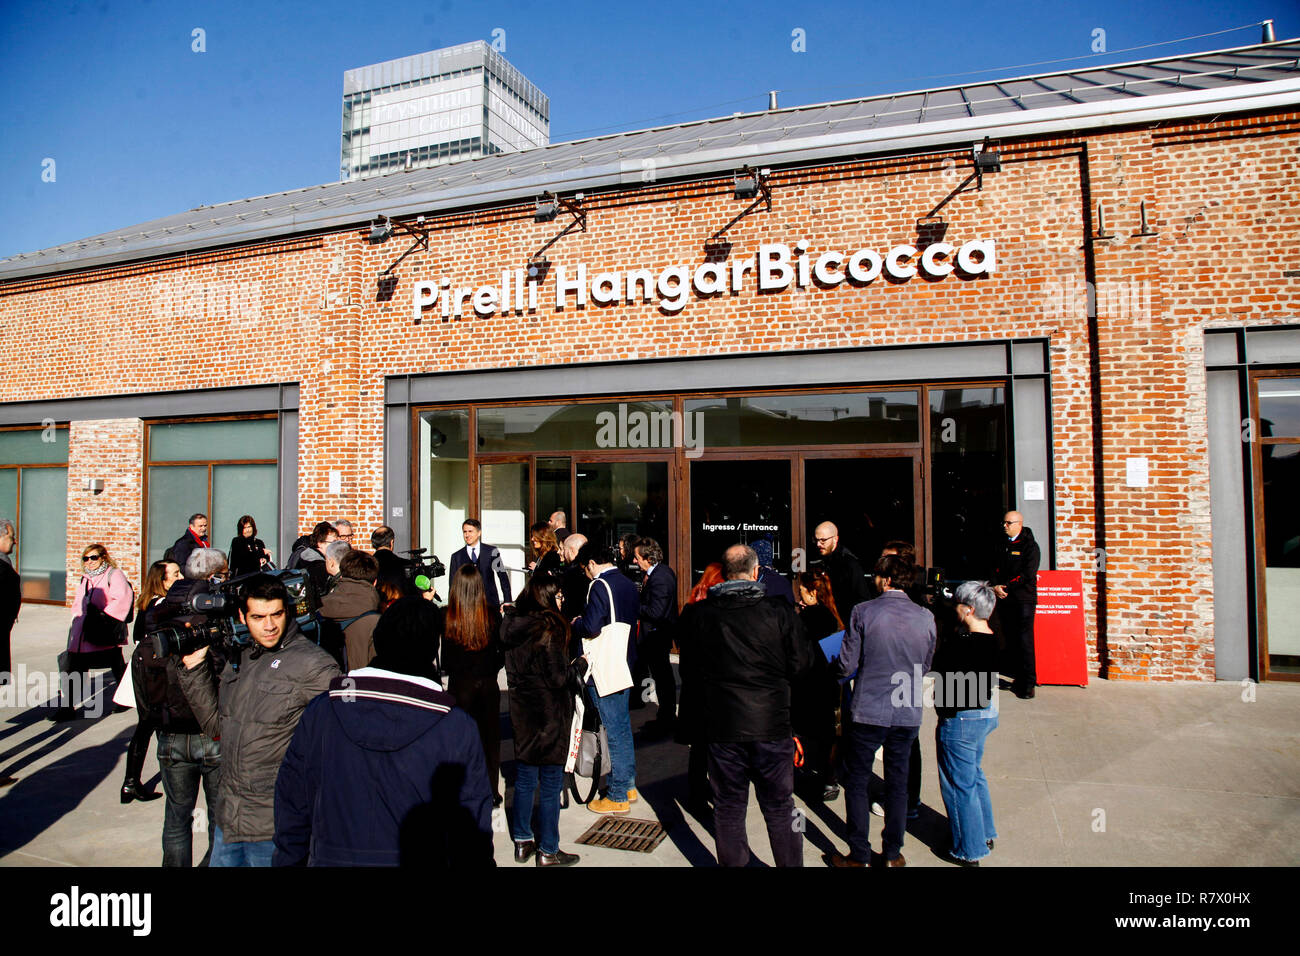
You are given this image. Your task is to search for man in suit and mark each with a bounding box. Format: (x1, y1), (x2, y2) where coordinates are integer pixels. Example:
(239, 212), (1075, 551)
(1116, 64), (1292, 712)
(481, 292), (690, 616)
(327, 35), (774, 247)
(633, 537), (678, 737)
(826, 553), (936, 869)
(169, 514), (210, 572)
(994, 510), (1041, 700)
(448, 519), (512, 612)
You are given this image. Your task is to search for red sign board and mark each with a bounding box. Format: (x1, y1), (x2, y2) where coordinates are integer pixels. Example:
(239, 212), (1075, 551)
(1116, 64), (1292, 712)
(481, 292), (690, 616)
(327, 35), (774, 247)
(1034, 570), (1088, 686)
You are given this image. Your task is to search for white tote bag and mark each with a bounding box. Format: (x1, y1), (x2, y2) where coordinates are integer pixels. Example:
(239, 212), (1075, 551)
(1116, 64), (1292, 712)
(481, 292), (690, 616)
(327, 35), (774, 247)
(582, 577), (633, 697)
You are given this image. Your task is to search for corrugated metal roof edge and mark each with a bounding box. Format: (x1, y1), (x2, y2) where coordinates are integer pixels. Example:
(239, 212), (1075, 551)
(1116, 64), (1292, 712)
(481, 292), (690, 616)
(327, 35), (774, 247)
(4, 52), (1300, 284)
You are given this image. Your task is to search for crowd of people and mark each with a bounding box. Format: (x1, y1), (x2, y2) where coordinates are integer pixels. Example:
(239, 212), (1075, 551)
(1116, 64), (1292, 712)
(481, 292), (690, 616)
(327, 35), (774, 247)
(16, 501), (1042, 868)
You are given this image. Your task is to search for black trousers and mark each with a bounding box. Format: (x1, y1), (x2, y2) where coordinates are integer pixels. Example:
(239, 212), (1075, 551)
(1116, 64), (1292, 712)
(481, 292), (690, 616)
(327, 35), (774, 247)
(1003, 598), (1037, 688)
(125, 714), (156, 781)
(708, 739), (802, 867)
(57, 648), (126, 710)
(451, 676), (501, 800)
(635, 630), (677, 724)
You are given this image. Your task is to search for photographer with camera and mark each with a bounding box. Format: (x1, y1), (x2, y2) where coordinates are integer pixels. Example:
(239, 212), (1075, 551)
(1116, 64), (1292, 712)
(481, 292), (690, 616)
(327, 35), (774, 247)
(177, 573), (340, 866)
(136, 548), (227, 866)
(372, 525), (418, 599)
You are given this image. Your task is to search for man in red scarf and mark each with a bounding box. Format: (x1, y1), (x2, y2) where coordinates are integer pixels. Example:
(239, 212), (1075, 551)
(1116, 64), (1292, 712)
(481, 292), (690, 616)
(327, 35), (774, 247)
(169, 514), (210, 574)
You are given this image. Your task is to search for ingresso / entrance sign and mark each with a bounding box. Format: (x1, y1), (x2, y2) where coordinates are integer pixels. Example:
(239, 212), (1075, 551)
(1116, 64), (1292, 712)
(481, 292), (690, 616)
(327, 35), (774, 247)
(411, 238), (996, 322)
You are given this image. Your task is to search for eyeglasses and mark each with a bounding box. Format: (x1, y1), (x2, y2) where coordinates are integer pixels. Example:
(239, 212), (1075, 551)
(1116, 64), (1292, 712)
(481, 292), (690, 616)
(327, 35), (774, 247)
(814, 536), (835, 544)
(82, 554), (104, 562)
(1002, 521), (1021, 526)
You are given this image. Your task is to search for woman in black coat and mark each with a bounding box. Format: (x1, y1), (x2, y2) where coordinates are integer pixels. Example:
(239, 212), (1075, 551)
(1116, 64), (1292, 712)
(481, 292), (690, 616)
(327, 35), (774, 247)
(793, 570), (845, 802)
(228, 515), (272, 578)
(501, 575), (578, 866)
(440, 565), (505, 806)
(527, 522), (564, 582)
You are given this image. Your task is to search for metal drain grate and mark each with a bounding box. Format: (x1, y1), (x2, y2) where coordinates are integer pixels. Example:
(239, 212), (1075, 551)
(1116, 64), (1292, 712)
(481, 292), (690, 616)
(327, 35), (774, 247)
(575, 816), (666, 853)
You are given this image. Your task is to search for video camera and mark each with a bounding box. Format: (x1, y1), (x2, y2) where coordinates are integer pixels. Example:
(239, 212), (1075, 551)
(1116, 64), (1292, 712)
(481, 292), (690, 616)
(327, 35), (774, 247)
(402, 548), (446, 594)
(149, 569), (321, 665)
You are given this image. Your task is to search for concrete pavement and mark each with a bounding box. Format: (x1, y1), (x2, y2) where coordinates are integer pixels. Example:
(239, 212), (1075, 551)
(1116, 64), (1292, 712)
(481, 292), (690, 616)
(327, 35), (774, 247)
(2, 603), (1298, 867)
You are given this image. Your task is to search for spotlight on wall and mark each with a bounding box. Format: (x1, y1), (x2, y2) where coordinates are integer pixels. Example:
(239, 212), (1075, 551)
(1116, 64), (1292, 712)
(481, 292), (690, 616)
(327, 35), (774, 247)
(733, 166), (771, 201)
(84, 478), (104, 495)
(972, 138), (1001, 175)
(534, 193), (559, 222)
(368, 218), (393, 244)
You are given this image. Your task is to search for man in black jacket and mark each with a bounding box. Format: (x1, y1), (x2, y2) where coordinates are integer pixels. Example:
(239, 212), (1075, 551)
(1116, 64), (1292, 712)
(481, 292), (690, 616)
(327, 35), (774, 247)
(168, 514), (209, 572)
(0, 519), (18, 686)
(372, 525), (418, 599)
(813, 521), (870, 620)
(994, 511), (1041, 699)
(684, 543), (815, 867)
(633, 537), (678, 736)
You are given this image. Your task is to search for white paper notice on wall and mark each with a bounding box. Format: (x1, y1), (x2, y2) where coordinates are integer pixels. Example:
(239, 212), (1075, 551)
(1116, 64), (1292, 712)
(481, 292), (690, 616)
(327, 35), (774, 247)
(1023, 481), (1045, 501)
(391, 507), (404, 519)
(328, 470), (342, 494)
(1126, 457), (1150, 487)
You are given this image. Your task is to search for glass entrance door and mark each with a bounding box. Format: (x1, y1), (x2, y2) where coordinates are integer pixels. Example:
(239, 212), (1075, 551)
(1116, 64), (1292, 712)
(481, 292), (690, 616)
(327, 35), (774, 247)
(690, 458), (793, 580)
(478, 462), (529, 603)
(1255, 375), (1300, 679)
(575, 460), (671, 563)
(803, 455), (920, 572)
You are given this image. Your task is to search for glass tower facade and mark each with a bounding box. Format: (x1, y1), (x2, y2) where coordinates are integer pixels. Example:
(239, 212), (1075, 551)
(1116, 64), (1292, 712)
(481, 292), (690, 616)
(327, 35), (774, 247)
(341, 42), (550, 181)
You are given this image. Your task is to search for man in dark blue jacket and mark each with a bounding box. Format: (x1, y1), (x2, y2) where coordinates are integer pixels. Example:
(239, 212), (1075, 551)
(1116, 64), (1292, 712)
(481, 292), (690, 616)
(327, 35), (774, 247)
(449, 519), (512, 612)
(571, 542), (639, 815)
(632, 537), (678, 736)
(272, 597), (494, 866)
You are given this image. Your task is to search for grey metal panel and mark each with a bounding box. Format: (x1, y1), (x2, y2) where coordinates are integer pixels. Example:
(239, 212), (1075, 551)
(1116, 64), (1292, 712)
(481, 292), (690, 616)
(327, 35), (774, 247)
(0, 383), (299, 426)
(1208, 369), (1249, 679)
(278, 410), (299, 563)
(3, 40), (1298, 281)
(1246, 326), (1300, 364)
(1010, 377), (1052, 566)
(1204, 329), (1241, 366)
(393, 342), (1014, 406)
(1012, 341), (1046, 374)
(385, 403), (411, 548)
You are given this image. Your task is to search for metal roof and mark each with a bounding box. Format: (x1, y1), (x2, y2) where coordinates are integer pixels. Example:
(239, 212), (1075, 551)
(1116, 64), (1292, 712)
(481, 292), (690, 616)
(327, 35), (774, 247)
(4, 37), (1300, 282)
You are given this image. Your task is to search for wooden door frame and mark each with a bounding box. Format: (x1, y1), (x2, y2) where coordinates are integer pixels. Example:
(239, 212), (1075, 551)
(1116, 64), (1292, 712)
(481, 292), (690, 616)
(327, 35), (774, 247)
(1249, 369), (1300, 682)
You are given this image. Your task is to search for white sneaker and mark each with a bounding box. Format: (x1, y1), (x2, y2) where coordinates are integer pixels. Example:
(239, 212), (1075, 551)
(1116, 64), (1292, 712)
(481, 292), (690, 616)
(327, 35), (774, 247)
(871, 801), (885, 817)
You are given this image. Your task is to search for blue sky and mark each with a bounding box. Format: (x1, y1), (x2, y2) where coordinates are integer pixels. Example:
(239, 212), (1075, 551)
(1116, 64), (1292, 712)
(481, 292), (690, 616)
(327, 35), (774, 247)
(0, 0), (1287, 260)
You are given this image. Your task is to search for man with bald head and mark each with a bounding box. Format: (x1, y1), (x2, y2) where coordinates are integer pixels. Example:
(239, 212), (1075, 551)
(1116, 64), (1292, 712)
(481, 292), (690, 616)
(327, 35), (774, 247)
(682, 543), (814, 866)
(813, 521), (870, 620)
(558, 533), (589, 634)
(993, 510), (1040, 700)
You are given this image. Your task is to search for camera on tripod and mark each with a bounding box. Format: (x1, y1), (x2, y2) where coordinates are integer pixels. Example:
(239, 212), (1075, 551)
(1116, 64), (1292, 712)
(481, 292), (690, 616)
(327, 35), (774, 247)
(402, 548), (446, 593)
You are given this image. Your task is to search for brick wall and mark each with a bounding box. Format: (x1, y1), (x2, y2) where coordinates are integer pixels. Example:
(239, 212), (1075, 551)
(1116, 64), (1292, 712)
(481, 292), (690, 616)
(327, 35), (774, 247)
(3, 109), (1299, 680)
(65, 419), (144, 600)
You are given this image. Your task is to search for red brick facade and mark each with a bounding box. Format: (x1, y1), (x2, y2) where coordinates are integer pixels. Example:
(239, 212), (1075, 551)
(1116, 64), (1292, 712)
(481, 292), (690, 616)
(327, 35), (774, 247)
(3, 109), (1299, 681)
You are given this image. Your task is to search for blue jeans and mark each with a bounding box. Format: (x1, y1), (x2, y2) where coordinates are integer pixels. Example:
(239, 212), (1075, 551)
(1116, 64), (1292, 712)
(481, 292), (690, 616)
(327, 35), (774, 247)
(209, 825), (275, 867)
(936, 710), (999, 861)
(156, 731), (221, 868)
(843, 722), (918, 862)
(512, 763), (564, 854)
(586, 684), (635, 802)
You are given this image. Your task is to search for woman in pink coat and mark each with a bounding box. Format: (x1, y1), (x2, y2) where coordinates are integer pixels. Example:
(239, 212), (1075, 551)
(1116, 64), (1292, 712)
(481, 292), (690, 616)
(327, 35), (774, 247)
(52, 543), (133, 721)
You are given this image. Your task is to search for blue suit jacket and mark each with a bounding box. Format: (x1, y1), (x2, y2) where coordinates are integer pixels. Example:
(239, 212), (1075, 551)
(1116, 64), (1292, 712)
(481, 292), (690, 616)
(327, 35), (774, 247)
(836, 590), (936, 728)
(449, 544), (512, 609)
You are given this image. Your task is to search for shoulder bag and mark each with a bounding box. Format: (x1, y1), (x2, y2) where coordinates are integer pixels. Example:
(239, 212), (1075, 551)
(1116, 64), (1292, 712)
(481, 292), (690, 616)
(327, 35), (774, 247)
(582, 576), (633, 697)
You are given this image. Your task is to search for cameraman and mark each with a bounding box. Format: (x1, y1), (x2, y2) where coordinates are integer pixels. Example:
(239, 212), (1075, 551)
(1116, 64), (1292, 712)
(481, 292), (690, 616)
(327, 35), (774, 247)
(138, 547), (228, 866)
(177, 574), (340, 866)
(372, 525), (418, 599)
